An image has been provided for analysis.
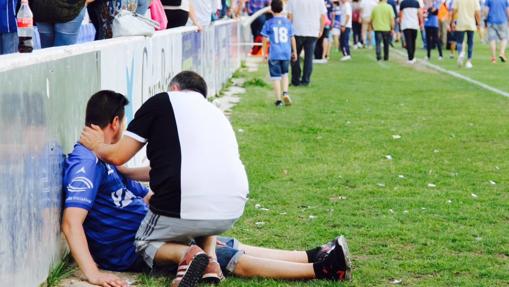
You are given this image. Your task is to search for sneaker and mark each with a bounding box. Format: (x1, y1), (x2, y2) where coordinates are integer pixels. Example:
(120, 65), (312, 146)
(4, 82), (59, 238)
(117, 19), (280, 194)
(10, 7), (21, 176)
(275, 100), (283, 108)
(438, 56), (443, 61)
(500, 55), (507, 62)
(314, 236), (352, 281)
(424, 56), (430, 61)
(465, 61), (473, 69)
(407, 59), (416, 64)
(340, 55), (352, 61)
(457, 53), (465, 67)
(171, 245), (209, 287)
(282, 93), (292, 106)
(200, 258), (224, 284)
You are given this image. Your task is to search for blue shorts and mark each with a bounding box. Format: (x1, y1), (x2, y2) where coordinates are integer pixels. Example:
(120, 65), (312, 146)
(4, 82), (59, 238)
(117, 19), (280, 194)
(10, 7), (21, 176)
(268, 59), (290, 80)
(131, 236), (244, 276)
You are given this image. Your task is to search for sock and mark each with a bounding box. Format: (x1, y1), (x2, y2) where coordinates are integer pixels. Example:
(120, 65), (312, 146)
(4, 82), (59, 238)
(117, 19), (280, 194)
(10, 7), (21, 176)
(306, 247), (321, 263)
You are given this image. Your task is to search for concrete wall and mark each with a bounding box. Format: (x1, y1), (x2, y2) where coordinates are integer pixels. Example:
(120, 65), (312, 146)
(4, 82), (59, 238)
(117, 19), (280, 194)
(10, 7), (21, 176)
(0, 20), (245, 286)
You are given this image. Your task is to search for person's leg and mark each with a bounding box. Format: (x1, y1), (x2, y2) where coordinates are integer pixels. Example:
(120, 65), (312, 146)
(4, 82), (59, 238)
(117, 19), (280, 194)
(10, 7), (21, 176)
(234, 255), (315, 279)
(361, 20), (368, 47)
(0, 32), (19, 55)
(196, 236), (217, 260)
(434, 27), (443, 57)
(382, 31), (390, 60)
(273, 79), (282, 102)
(37, 22), (55, 48)
(291, 36), (304, 85)
(344, 28), (351, 56)
(322, 36), (329, 59)
(301, 37), (317, 85)
(403, 29), (412, 60)
(237, 244), (309, 263)
(425, 27), (432, 58)
(466, 30), (474, 60)
(375, 31), (382, 60)
(456, 31), (465, 57)
(53, 8), (86, 47)
(339, 30), (346, 56)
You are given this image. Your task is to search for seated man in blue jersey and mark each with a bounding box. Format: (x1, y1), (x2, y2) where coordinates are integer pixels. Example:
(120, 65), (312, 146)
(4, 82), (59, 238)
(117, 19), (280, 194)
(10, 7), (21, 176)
(63, 85), (351, 287)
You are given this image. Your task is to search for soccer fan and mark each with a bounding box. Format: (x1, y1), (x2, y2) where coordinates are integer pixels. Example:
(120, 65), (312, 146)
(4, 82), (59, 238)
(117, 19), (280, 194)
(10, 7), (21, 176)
(339, 0), (353, 61)
(65, 81), (352, 287)
(370, 0), (395, 61)
(451, 0), (481, 68)
(400, 0), (423, 63)
(484, 0), (509, 63)
(287, 0), (327, 86)
(261, 0), (298, 107)
(424, 0), (443, 60)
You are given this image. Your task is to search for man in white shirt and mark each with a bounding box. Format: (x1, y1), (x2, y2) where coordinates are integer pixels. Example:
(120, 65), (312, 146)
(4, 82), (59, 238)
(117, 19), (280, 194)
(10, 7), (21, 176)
(340, 0), (353, 60)
(359, 0), (378, 47)
(287, 0), (327, 86)
(192, 0), (221, 27)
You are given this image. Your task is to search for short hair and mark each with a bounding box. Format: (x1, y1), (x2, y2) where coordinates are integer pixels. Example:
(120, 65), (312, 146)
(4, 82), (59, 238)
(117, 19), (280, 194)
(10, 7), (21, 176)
(170, 71), (208, 98)
(85, 90), (129, 128)
(271, 0), (283, 13)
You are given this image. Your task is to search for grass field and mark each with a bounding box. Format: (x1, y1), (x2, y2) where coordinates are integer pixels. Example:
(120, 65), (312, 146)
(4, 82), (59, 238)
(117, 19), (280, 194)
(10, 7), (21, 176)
(88, 41), (509, 287)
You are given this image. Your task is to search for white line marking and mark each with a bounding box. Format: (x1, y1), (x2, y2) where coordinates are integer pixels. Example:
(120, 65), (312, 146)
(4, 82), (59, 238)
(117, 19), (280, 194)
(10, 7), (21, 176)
(392, 49), (509, 98)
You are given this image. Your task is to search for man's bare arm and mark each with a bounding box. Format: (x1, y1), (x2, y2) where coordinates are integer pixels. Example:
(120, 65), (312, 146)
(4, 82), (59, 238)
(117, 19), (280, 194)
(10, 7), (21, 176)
(80, 125), (144, 166)
(62, 208), (127, 287)
(116, 166), (151, 182)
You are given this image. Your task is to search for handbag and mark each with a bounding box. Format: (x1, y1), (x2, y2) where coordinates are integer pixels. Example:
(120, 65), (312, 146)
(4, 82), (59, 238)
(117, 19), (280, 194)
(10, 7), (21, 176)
(112, 10), (160, 37)
(150, 0), (168, 30)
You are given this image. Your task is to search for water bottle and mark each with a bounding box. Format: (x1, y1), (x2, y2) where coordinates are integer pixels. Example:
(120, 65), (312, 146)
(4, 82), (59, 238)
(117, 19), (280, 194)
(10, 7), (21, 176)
(17, 0), (34, 53)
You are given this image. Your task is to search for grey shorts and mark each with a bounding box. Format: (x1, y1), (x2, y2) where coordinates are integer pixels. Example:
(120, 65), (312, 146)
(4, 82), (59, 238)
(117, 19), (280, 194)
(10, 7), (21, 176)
(488, 23), (508, 42)
(134, 210), (237, 268)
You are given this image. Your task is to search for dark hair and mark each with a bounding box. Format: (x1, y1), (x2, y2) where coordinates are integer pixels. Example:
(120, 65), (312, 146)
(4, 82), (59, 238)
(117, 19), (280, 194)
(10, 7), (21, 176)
(85, 90), (129, 128)
(271, 0), (283, 13)
(170, 71), (208, 98)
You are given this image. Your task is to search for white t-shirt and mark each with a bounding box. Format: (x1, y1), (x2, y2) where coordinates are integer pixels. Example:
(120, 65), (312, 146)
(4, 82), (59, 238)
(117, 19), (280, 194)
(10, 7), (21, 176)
(287, 0), (327, 37)
(164, 0), (190, 11)
(400, 0), (421, 30)
(360, 0), (378, 20)
(341, 2), (353, 28)
(192, 0), (220, 26)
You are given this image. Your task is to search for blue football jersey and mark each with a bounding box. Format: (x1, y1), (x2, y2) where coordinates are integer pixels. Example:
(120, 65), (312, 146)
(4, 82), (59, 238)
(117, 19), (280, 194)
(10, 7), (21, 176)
(261, 17), (295, 60)
(63, 144), (149, 271)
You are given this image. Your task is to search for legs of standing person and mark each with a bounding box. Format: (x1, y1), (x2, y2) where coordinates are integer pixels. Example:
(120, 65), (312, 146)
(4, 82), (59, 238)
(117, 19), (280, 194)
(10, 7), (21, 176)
(382, 31), (390, 60)
(54, 7), (86, 46)
(375, 31), (383, 60)
(340, 28), (351, 57)
(0, 32), (19, 55)
(301, 37), (317, 85)
(466, 30), (474, 61)
(433, 27), (443, 58)
(403, 29), (415, 60)
(361, 18), (370, 47)
(250, 14), (267, 41)
(425, 27), (432, 58)
(291, 36), (305, 85)
(269, 60), (283, 103)
(456, 30), (465, 57)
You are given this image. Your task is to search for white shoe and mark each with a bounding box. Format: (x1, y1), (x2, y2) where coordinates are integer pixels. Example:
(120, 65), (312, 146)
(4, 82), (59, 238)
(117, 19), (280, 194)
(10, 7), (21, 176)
(340, 55), (352, 61)
(407, 59), (416, 64)
(424, 56), (430, 61)
(465, 61), (473, 69)
(457, 53), (465, 67)
(438, 56), (443, 61)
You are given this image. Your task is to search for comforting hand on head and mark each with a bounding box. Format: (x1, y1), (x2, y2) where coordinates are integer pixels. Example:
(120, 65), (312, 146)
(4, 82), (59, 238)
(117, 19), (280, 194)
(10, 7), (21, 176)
(80, 124), (105, 153)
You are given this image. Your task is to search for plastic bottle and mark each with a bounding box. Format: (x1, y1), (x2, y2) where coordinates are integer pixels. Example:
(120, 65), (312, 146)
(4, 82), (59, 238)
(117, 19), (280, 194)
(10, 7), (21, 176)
(17, 0), (34, 53)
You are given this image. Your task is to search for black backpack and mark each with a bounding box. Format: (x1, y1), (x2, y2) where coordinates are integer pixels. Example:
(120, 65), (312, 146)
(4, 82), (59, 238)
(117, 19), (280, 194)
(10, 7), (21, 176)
(31, 0), (86, 23)
(162, 0), (182, 6)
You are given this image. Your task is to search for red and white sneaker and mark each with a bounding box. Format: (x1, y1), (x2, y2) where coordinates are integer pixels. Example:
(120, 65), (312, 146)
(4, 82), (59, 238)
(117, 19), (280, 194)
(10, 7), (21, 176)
(171, 245), (209, 287)
(200, 258), (225, 284)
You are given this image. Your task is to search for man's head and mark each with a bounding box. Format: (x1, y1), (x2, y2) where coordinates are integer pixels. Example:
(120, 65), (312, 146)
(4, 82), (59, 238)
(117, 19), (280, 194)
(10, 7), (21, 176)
(169, 71), (208, 98)
(271, 0), (284, 13)
(85, 90), (129, 144)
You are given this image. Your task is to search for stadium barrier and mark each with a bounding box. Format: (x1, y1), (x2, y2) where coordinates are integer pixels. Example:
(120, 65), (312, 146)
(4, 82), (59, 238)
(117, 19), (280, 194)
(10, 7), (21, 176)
(0, 19), (248, 286)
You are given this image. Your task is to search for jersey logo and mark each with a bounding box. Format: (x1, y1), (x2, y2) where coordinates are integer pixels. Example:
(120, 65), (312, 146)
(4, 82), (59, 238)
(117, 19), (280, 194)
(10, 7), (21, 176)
(75, 166), (86, 174)
(106, 164), (114, 175)
(111, 188), (135, 208)
(67, 176), (94, 193)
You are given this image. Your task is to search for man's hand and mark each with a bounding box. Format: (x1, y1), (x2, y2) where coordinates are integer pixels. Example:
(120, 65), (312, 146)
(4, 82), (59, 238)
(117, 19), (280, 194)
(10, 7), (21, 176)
(341, 26), (346, 33)
(87, 271), (128, 287)
(291, 51), (298, 62)
(80, 125), (105, 153)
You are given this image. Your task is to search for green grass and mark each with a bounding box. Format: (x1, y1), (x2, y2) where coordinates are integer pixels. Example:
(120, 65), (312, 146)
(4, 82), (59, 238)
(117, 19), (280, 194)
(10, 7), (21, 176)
(140, 42), (506, 286)
(44, 254), (75, 287)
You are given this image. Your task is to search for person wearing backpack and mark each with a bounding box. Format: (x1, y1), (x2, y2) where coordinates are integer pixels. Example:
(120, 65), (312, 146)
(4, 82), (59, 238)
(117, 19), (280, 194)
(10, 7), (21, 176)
(31, 0), (90, 48)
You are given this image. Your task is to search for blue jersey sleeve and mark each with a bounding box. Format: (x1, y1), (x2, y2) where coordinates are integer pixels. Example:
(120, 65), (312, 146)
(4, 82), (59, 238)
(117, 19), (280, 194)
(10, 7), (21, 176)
(124, 179), (149, 198)
(288, 22), (295, 38)
(261, 21), (271, 38)
(64, 156), (103, 210)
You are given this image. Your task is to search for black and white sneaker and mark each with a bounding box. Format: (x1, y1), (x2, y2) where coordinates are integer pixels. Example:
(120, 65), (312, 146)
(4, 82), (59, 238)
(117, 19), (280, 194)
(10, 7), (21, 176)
(314, 236), (352, 281)
(275, 100), (283, 108)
